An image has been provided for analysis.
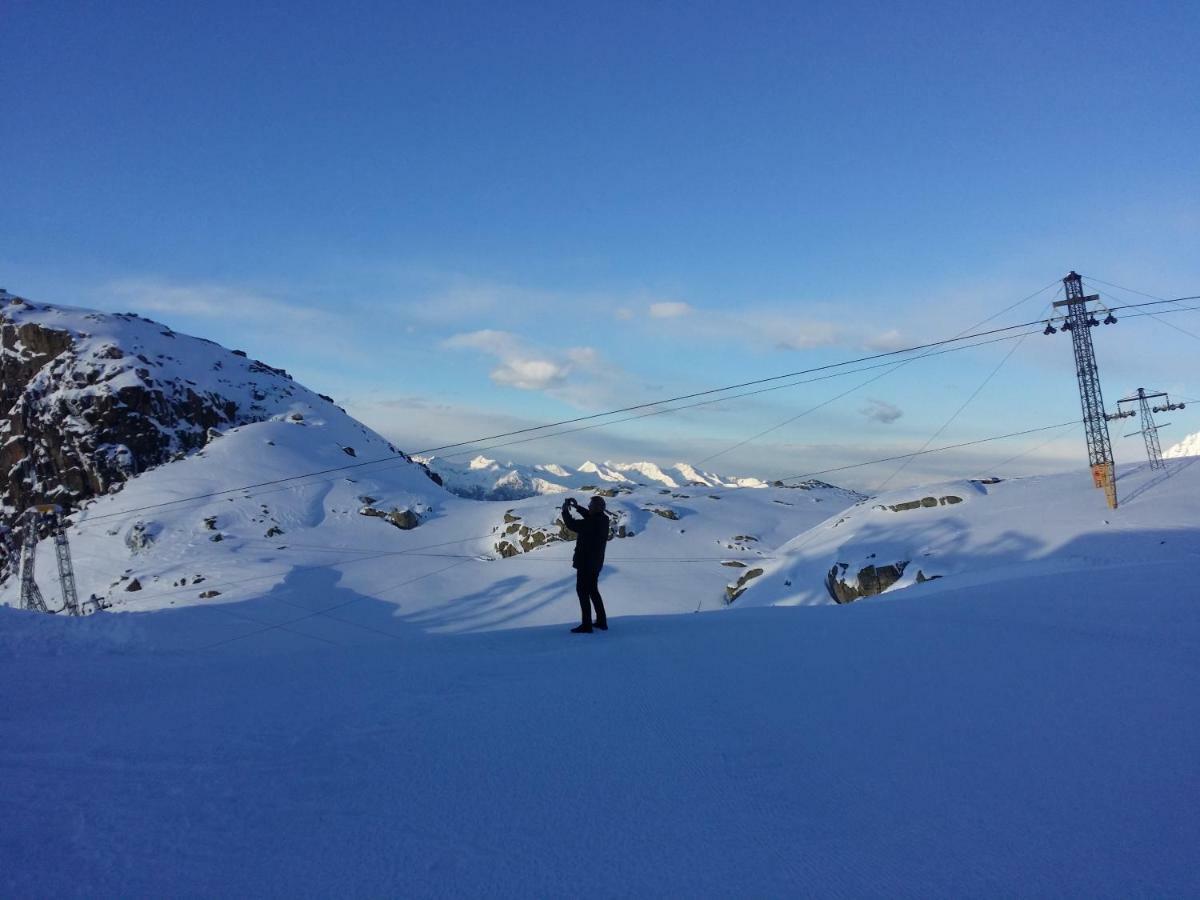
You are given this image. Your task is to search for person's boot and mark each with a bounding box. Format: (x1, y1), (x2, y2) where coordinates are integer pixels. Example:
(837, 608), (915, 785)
(570, 622), (593, 634)
(592, 598), (608, 630)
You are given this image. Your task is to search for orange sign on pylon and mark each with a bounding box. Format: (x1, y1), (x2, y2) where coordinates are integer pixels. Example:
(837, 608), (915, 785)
(1091, 462), (1117, 509)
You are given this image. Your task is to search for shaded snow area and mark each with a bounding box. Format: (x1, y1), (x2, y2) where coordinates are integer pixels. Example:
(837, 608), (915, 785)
(2, 566), (1197, 895)
(2, 463), (1198, 894)
(414, 453), (784, 501)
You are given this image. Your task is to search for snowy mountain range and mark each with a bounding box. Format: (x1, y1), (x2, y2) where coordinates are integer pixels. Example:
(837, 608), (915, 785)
(414, 453), (813, 501)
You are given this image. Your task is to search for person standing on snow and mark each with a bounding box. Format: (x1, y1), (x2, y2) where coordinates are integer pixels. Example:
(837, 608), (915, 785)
(561, 496), (610, 633)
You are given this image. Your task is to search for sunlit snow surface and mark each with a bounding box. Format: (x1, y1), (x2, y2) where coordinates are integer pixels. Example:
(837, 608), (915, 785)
(1165, 428), (1200, 458)
(2, 462), (1198, 894)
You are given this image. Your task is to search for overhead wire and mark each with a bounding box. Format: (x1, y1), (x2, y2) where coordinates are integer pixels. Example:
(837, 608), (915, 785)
(95, 279), (1199, 527)
(777, 420), (1080, 483)
(42, 282), (1200, 540)
(71, 324), (1049, 529)
(979, 422), (1079, 473)
(66, 291), (1198, 534)
(873, 302), (1050, 491)
(694, 281), (1063, 467)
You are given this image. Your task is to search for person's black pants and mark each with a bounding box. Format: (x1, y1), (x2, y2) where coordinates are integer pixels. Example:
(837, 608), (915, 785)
(575, 567), (606, 625)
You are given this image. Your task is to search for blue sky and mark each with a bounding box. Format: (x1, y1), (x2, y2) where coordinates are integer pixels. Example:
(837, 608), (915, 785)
(3, 0), (1199, 487)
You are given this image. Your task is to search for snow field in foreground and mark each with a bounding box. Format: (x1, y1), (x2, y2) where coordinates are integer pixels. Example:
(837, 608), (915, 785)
(2, 561), (1198, 896)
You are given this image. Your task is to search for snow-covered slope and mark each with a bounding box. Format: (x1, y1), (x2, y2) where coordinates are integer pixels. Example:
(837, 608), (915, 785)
(417, 453), (786, 501)
(3, 468), (1198, 895)
(0, 294), (860, 618)
(1165, 429), (1200, 458)
(738, 459), (1200, 607)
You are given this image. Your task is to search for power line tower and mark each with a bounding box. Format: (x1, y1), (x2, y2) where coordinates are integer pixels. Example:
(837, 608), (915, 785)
(1117, 388), (1185, 469)
(1046, 271), (1120, 508)
(18, 514), (51, 613)
(18, 505), (82, 615)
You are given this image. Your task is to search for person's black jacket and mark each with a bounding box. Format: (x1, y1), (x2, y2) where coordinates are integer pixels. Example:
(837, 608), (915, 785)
(562, 504), (610, 571)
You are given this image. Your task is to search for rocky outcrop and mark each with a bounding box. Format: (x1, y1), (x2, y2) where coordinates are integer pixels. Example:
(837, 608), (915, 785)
(825, 560), (909, 604)
(883, 495), (962, 512)
(359, 506), (421, 530)
(492, 508), (631, 559)
(725, 567), (764, 603)
(1, 305), (248, 519)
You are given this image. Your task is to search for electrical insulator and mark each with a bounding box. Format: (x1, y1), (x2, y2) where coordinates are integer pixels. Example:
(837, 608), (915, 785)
(1103, 313), (1117, 325)
(1087, 315), (1100, 327)
(1043, 322), (1057, 335)
(1062, 320), (1073, 331)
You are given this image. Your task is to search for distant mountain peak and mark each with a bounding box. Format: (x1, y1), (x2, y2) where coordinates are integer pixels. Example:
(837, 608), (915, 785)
(419, 454), (795, 501)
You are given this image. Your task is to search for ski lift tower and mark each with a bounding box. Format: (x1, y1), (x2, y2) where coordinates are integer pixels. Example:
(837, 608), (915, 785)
(18, 505), (82, 615)
(1117, 388), (1185, 470)
(1049, 271), (1119, 509)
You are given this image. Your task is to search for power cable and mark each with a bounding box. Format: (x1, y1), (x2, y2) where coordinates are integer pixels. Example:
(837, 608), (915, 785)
(694, 282), (1062, 467)
(979, 422), (1079, 473)
(71, 328), (1044, 528)
(777, 420), (1080, 483)
(874, 308), (1044, 491)
(436, 330), (1044, 464)
(58, 289), (1200, 531)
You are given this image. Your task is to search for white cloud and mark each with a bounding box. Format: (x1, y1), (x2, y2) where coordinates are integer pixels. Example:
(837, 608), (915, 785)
(648, 301), (693, 319)
(863, 329), (908, 352)
(860, 398), (903, 424)
(756, 316), (841, 351)
(492, 358), (570, 390)
(443, 330), (596, 392)
(105, 277), (322, 323)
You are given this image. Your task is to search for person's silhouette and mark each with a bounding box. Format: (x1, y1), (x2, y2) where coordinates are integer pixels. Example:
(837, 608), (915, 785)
(561, 496), (610, 633)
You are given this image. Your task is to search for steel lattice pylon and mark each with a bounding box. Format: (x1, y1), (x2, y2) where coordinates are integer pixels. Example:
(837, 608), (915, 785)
(18, 505), (82, 615)
(19, 515), (51, 613)
(1117, 388), (1185, 470)
(1053, 272), (1117, 508)
(1135, 389), (1164, 470)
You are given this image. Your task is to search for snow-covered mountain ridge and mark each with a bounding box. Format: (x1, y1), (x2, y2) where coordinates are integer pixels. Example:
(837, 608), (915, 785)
(1165, 429), (1200, 458)
(0, 290), (437, 529)
(416, 453), (837, 501)
(0, 291), (447, 591)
